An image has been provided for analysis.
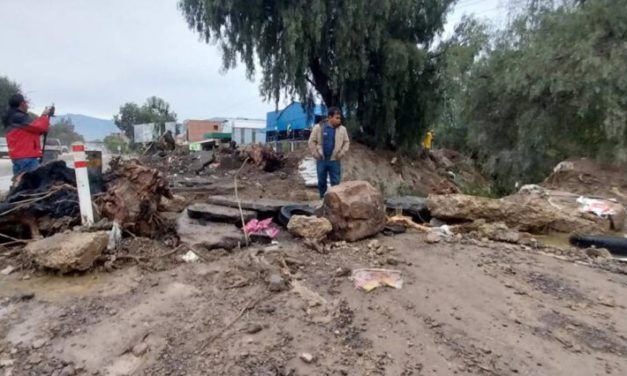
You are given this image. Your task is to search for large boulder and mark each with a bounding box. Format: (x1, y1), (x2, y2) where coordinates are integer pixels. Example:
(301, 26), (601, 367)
(322, 181), (386, 241)
(287, 215), (333, 239)
(25, 231), (108, 273)
(427, 193), (625, 234)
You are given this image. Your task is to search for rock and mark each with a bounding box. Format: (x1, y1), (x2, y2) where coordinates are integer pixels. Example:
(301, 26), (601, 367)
(32, 339), (46, 349)
(386, 257), (401, 266)
(322, 181), (387, 242)
(242, 323), (263, 334)
(59, 365), (76, 376)
(268, 274), (288, 292)
(132, 342), (149, 357)
(427, 193), (624, 234)
(187, 203), (256, 225)
(1, 266), (15, 275)
(299, 352), (316, 364)
(287, 215), (332, 239)
(368, 239), (381, 250)
(334, 267), (351, 277)
(24, 231), (108, 273)
(0, 358), (14, 367)
(177, 210), (245, 251)
(584, 247), (612, 259)
(426, 232), (441, 244)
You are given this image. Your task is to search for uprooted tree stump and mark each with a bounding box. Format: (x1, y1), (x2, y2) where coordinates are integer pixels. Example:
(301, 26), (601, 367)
(100, 159), (173, 238)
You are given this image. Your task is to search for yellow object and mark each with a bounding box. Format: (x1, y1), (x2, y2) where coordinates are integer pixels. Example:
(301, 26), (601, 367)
(422, 131), (433, 150)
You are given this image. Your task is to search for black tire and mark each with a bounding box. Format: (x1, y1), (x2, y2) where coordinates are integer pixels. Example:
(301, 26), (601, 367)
(569, 234), (627, 257)
(278, 205), (316, 227)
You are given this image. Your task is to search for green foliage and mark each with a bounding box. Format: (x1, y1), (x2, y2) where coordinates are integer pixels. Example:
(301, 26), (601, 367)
(103, 134), (130, 154)
(178, 0), (454, 149)
(113, 96), (177, 141)
(48, 117), (85, 146)
(0, 76), (21, 137)
(437, 0), (627, 194)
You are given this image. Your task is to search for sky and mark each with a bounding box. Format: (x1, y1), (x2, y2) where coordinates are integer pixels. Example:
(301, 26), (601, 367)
(0, 0), (504, 121)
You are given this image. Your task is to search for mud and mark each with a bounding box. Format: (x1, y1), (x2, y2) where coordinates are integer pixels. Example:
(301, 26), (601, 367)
(1, 232), (627, 375)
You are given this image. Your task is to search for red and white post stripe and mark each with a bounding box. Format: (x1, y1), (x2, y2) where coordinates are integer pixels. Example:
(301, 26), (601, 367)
(72, 142), (94, 226)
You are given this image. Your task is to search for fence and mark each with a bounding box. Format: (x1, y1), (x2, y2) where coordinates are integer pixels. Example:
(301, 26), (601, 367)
(269, 140), (308, 153)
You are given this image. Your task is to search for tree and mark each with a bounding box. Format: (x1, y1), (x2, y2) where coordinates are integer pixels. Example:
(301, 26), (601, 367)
(103, 134), (130, 154)
(178, 0), (454, 149)
(437, 0), (627, 194)
(113, 96), (177, 140)
(0, 76), (21, 136)
(48, 117), (84, 146)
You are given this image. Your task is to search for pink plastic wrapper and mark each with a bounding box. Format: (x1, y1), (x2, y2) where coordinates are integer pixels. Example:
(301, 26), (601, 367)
(244, 218), (279, 239)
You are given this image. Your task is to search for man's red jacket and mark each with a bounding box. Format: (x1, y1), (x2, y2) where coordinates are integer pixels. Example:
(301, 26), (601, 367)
(4, 109), (50, 159)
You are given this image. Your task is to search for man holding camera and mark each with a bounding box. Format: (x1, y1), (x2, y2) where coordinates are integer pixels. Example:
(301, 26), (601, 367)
(2, 94), (53, 177)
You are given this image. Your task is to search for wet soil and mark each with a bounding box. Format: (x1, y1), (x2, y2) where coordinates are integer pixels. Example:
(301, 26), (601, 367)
(1, 232), (627, 375)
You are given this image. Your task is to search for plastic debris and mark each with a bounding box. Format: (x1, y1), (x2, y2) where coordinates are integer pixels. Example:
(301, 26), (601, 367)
(181, 250), (200, 263)
(577, 197), (617, 218)
(244, 218), (279, 239)
(107, 221), (122, 251)
(351, 268), (403, 292)
(1, 265), (16, 276)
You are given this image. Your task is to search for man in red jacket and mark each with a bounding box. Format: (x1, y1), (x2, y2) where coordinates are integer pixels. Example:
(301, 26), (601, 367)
(2, 94), (52, 177)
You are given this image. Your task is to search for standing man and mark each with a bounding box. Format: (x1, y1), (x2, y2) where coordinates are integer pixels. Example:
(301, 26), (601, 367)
(308, 107), (350, 198)
(1, 94), (52, 177)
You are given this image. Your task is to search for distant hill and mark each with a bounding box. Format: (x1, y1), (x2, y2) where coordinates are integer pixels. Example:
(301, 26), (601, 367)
(51, 113), (119, 141)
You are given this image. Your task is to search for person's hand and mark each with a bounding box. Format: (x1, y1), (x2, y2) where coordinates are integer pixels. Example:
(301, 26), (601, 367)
(42, 106), (55, 117)
(314, 153), (323, 160)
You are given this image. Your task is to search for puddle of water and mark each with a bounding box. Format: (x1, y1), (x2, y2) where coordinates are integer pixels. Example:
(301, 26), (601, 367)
(535, 232), (572, 250)
(0, 269), (138, 302)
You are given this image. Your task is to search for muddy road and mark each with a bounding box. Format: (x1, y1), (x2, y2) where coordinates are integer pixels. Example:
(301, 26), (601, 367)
(1, 231), (626, 375)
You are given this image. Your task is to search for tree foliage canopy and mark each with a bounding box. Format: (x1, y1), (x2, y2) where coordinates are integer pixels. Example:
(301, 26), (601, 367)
(436, 0), (627, 194)
(48, 117), (85, 146)
(179, 0), (453, 149)
(103, 133), (130, 154)
(0, 76), (21, 137)
(113, 96), (177, 140)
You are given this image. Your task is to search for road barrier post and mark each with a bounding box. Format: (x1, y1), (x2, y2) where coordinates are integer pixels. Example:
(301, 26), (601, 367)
(72, 142), (94, 226)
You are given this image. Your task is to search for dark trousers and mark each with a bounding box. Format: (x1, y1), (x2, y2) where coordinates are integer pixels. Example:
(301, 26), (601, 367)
(316, 159), (341, 198)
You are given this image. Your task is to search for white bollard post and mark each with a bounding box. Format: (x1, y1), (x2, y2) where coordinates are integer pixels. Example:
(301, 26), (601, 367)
(72, 142), (94, 226)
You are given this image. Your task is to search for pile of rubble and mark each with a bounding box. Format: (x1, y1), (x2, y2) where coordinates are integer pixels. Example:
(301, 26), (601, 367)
(0, 158), (176, 273)
(140, 143), (287, 177)
(4, 152), (626, 276)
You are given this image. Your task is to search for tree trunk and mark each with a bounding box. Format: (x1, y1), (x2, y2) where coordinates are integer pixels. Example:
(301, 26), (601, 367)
(310, 58), (339, 107)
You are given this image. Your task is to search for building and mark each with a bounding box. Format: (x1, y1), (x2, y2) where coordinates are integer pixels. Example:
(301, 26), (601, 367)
(226, 118), (266, 146)
(266, 102), (326, 141)
(184, 119), (226, 143)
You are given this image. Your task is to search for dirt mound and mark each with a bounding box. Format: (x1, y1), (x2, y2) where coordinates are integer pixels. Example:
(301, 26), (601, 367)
(543, 158), (627, 206)
(341, 144), (488, 197)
